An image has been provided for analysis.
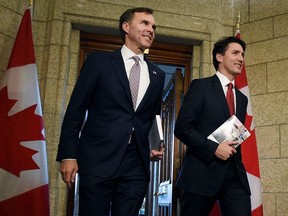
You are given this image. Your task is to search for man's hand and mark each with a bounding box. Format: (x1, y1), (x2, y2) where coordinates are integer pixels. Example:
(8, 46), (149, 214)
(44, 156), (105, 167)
(150, 143), (165, 161)
(59, 160), (78, 188)
(215, 140), (237, 160)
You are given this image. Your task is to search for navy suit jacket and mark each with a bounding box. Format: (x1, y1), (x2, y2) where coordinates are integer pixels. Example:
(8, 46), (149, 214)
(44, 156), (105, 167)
(56, 49), (165, 178)
(174, 74), (250, 196)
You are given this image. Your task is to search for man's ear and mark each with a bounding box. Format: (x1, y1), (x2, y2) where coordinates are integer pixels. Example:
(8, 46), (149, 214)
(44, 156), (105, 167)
(216, 53), (222, 63)
(122, 22), (129, 34)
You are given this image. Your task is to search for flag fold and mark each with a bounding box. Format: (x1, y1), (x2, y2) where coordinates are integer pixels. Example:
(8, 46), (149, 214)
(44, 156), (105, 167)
(0, 7), (50, 216)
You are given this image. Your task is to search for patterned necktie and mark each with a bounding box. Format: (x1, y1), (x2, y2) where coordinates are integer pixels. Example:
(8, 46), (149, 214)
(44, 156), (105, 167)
(226, 83), (235, 116)
(129, 56), (140, 110)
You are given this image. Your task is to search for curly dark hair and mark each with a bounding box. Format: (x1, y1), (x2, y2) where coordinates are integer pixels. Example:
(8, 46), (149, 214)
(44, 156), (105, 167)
(212, 36), (246, 70)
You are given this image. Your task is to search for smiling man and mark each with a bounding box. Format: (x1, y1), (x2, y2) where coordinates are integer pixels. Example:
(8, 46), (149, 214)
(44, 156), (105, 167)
(56, 7), (165, 216)
(174, 36), (251, 216)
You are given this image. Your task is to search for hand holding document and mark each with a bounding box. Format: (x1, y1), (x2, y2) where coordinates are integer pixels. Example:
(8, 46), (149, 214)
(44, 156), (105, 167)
(208, 115), (250, 148)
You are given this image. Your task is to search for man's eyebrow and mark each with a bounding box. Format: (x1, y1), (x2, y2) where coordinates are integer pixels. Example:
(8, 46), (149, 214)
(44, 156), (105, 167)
(233, 49), (245, 57)
(142, 19), (157, 30)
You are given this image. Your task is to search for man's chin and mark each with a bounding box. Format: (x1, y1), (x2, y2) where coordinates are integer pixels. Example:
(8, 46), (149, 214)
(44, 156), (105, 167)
(140, 45), (152, 52)
(142, 41), (153, 48)
(235, 69), (242, 74)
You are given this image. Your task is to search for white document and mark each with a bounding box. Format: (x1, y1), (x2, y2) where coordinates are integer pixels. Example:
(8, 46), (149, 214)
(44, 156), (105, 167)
(208, 115), (250, 148)
(149, 115), (164, 150)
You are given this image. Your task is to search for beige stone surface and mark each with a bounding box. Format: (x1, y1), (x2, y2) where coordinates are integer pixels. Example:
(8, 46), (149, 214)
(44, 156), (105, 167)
(0, 6), (21, 38)
(252, 92), (288, 126)
(276, 193), (288, 216)
(54, 79), (68, 115)
(34, 46), (47, 79)
(48, 151), (61, 188)
(33, 0), (51, 22)
(67, 52), (79, 86)
(51, 187), (67, 216)
(260, 158), (288, 192)
(43, 113), (55, 151)
(50, 20), (65, 46)
(46, 44), (61, 79)
(262, 192), (276, 216)
(245, 64), (267, 95)
(39, 77), (46, 105)
(201, 40), (212, 67)
(57, 0), (234, 26)
(245, 37), (288, 66)
(274, 13), (288, 38)
(32, 20), (48, 46)
(58, 45), (71, 80)
(70, 29), (80, 53)
(240, 18), (273, 44)
(267, 59), (288, 93)
(0, 0), (26, 12)
(256, 125), (279, 158)
(0, 33), (13, 71)
(43, 77), (59, 114)
(192, 45), (200, 68)
(250, 0), (288, 21)
(200, 63), (214, 78)
(280, 124), (288, 157)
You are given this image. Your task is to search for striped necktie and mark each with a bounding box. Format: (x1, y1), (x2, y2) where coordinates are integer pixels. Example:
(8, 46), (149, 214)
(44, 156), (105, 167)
(129, 56), (141, 110)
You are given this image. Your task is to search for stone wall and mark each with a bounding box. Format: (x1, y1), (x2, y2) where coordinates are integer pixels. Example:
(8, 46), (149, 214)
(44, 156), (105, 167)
(240, 1), (288, 215)
(1, 0), (288, 215)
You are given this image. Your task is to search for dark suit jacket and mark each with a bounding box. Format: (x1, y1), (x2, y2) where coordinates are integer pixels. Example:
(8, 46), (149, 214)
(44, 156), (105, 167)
(56, 49), (165, 178)
(174, 74), (250, 197)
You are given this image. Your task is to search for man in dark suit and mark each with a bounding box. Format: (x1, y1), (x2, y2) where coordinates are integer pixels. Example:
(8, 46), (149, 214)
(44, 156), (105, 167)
(56, 7), (165, 216)
(174, 36), (251, 216)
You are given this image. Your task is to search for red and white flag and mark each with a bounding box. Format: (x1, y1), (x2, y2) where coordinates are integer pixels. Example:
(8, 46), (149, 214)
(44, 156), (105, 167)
(235, 29), (263, 216)
(0, 7), (50, 216)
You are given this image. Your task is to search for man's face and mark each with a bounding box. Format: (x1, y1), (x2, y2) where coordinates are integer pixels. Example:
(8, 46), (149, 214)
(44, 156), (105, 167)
(217, 42), (245, 80)
(122, 12), (156, 54)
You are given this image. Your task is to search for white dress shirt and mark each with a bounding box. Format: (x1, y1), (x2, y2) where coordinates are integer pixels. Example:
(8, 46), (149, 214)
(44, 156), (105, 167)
(216, 71), (236, 112)
(121, 45), (150, 110)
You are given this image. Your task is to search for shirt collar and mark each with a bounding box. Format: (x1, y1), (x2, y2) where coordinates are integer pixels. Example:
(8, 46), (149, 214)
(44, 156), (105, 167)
(216, 71), (235, 88)
(121, 45), (144, 63)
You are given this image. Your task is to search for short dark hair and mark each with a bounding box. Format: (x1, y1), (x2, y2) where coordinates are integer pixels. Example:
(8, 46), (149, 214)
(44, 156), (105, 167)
(212, 36), (246, 70)
(119, 7), (154, 42)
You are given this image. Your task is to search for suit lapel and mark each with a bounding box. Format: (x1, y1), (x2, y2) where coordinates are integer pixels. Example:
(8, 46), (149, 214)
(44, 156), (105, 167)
(136, 60), (159, 112)
(211, 75), (230, 119)
(235, 89), (246, 118)
(110, 50), (161, 112)
(110, 49), (134, 107)
(212, 75), (247, 120)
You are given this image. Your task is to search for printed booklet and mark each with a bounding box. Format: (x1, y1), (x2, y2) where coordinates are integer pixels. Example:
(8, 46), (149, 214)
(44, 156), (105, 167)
(208, 115), (250, 148)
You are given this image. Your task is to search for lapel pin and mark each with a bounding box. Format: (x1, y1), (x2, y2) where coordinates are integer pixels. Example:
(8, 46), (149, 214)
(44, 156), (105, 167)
(153, 71), (157, 75)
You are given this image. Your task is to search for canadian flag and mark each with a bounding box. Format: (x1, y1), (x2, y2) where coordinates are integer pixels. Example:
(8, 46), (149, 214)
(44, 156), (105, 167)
(235, 29), (263, 216)
(0, 7), (50, 216)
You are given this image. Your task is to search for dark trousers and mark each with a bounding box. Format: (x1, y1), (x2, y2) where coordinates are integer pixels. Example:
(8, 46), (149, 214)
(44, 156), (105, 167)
(78, 141), (148, 216)
(180, 162), (251, 216)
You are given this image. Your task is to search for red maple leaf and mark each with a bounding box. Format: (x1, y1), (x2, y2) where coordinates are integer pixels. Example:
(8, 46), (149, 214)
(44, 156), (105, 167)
(0, 86), (45, 177)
